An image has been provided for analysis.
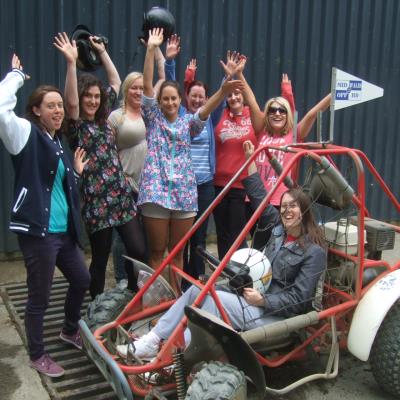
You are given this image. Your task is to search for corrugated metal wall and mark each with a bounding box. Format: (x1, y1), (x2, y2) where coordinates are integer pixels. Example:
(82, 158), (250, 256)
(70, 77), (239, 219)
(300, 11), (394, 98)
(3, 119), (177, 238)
(1, 0), (399, 252)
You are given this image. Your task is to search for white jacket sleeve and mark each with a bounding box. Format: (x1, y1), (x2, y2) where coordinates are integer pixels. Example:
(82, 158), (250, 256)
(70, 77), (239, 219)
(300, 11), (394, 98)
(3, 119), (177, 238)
(0, 70), (31, 155)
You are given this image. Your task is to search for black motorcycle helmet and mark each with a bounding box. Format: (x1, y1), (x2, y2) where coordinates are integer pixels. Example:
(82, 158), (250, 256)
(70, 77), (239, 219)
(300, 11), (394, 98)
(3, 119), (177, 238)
(141, 7), (175, 42)
(70, 24), (109, 72)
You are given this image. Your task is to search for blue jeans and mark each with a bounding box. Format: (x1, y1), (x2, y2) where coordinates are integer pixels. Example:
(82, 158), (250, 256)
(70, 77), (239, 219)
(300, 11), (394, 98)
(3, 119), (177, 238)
(18, 233), (90, 360)
(183, 180), (215, 289)
(154, 286), (283, 343)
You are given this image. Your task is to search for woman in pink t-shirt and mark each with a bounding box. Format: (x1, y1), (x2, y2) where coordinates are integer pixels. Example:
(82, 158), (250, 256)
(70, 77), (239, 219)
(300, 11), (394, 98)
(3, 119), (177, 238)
(238, 68), (331, 206)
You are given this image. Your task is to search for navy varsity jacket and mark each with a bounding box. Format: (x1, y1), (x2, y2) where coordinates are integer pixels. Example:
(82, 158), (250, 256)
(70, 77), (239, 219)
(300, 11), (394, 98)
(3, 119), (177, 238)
(0, 70), (82, 245)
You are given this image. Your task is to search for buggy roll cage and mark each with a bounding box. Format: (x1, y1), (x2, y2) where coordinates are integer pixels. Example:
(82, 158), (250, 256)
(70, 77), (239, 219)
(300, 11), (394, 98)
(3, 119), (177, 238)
(89, 143), (400, 397)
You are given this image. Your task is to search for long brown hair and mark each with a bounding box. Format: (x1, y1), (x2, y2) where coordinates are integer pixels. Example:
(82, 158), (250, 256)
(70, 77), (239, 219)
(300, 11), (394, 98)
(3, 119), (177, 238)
(25, 85), (65, 134)
(77, 73), (108, 125)
(280, 188), (326, 248)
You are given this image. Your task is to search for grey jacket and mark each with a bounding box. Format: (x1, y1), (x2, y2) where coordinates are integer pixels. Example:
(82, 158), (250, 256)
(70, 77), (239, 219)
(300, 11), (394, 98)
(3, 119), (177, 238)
(242, 173), (327, 317)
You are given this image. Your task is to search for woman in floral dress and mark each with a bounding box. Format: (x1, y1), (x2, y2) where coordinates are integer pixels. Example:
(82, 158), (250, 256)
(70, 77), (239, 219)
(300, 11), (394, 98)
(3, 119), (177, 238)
(139, 28), (244, 294)
(55, 32), (146, 299)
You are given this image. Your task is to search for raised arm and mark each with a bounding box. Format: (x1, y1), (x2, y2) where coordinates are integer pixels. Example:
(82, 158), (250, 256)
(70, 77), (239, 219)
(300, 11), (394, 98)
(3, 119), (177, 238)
(281, 73), (295, 113)
(0, 54), (31, 155)
(154, 46), (166, 98)
(226, 55), (265, 135)
(143, 28), (164, 98)
(297, 94), (331, 140)
(241, 140), (280, 229)
(54, 32), (79, 120)
(164, 34), (180, 82)
(198, 78), (244, 121)
(184, 58), (197, 95)
(89, 36), (121, 95)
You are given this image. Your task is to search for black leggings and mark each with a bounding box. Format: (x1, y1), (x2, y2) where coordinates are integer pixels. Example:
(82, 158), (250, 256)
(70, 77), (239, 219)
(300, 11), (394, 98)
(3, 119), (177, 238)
(88, 217), (146, 299)
(213, 186), (248, 259)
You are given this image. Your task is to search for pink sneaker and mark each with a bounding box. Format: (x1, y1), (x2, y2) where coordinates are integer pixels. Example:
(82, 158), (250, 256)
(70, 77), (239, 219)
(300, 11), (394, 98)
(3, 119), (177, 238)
(59, 330), (83, 350)
(30, 354), (64, 377)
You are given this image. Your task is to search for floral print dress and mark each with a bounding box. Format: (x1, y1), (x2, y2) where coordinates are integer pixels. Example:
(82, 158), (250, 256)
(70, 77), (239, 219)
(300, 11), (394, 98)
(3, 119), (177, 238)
(68, 86), (136, 234)
(138, 95), (206, 211)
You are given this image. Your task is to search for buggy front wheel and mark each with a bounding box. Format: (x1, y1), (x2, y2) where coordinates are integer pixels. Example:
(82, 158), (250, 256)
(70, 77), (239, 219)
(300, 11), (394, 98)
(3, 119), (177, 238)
(185, 361), (247, 400)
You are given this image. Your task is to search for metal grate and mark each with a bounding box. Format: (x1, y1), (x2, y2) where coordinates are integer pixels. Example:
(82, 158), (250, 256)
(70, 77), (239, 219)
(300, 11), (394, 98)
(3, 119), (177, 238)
(0, 277), (118, 400)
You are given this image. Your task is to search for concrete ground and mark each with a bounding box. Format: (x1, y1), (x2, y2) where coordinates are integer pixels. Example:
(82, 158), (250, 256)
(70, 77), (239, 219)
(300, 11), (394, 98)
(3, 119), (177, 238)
(0, 234), (399, 400)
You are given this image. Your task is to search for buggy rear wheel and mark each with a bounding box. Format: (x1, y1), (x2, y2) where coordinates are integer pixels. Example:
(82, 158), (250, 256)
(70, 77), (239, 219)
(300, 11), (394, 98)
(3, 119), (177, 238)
(83, 287), (134, 332)
(185, 361), (247, 400)
(370, 299), (400, 397)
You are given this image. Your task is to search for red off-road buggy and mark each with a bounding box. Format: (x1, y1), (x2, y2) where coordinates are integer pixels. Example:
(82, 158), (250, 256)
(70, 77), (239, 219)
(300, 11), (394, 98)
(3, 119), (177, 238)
(79, 142), (400, 399)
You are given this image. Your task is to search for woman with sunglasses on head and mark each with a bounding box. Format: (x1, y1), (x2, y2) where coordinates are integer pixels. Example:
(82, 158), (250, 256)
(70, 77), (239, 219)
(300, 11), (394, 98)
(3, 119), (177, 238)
(116, 139), (327, 360)
(0, 54), (90, 377)
(54, 32), (146, 299)
(236, 61), (331, 207)
(139, 28), (244, 294)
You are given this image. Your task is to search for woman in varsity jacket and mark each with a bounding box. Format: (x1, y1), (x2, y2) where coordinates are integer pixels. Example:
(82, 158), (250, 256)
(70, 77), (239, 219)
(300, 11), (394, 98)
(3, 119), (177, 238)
(0, 54), (90, 378)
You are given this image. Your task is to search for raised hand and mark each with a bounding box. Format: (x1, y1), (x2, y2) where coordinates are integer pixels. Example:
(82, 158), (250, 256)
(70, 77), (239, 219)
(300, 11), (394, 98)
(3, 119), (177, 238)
(282, 73), (291, 84)
(220, 50), (241, 77)
(73, 147), (89, 175)
(54, 32), (78, 64)
(187, 58), (197, 72)
(147, 28), (164, 49)
(235, 55), (247, 75)
(165, 34), (181, 60)
(220, 78), (245, 95)
(243, 140), (255, 160)
(11, 53), (30, 79)
(89, 36), (106, 55)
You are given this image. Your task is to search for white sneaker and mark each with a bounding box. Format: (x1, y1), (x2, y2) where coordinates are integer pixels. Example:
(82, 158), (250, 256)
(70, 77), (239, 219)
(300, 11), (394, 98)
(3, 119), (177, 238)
(117, 333), (159, 360)
(117, 279), (128, 290)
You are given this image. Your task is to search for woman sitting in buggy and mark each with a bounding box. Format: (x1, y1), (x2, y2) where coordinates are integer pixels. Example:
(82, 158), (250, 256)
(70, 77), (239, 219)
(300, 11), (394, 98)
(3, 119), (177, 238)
(117, 141), (327, 359)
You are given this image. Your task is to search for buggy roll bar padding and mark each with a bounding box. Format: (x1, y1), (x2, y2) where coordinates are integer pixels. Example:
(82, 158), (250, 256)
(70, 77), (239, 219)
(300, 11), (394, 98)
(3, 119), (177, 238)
(319, 156), (355, 197)
(267, 152), (295, 188)
(240, 311), (319, 345)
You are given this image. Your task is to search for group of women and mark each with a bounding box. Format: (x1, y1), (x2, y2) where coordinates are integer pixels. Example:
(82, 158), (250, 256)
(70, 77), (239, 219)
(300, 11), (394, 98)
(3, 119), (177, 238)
(0, 27), (328, 376)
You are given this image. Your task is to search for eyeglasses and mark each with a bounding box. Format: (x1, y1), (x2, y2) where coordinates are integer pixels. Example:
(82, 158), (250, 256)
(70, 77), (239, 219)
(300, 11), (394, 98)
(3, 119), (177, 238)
(268, 106), (287, 115)
(280, 203), (299, 212)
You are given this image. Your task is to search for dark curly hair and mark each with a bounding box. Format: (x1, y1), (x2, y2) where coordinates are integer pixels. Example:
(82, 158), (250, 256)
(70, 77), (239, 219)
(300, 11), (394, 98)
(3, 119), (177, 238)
(77, 73), (108, 126)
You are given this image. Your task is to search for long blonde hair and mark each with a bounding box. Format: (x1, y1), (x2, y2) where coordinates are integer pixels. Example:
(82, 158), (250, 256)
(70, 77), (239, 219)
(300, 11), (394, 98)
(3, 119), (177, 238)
(263, 97), (294, 136)
(120, 71), (143, 111)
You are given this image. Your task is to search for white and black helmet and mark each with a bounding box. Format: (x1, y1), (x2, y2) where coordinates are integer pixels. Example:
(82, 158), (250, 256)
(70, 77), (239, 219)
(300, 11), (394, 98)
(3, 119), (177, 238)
(230, 248), (272, 292)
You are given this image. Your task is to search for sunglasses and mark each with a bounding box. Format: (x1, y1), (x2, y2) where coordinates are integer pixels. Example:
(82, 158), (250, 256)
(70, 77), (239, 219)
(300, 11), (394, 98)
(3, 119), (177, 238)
(268, 106), (287, 115)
